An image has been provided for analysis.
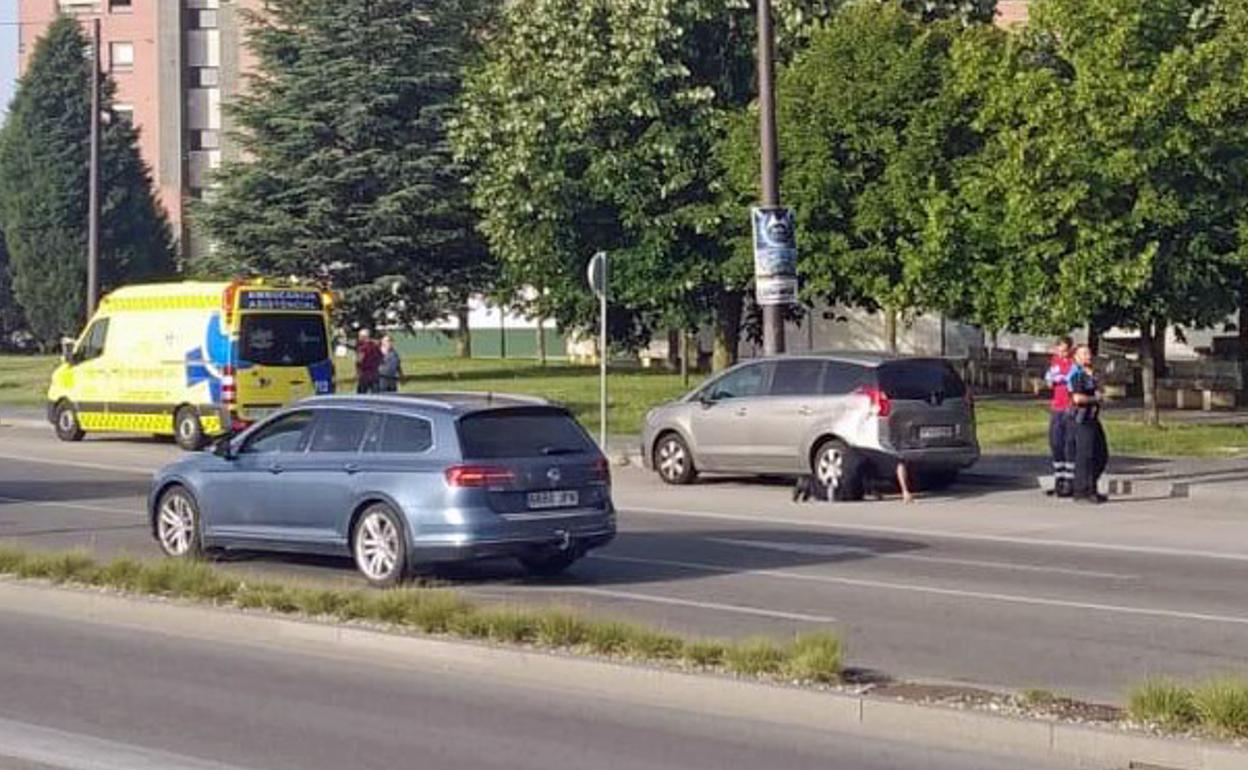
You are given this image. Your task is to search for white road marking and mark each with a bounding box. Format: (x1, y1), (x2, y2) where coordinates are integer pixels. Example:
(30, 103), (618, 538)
(0, 495), (142, 517)
(518, 585), (837, 624)
(623, 505), (1248, 563)
(591, 553), (1248, 627)
(706, 537), (1137, 580)
(0, 716), (256, 770)
(0, 451), (156, 476)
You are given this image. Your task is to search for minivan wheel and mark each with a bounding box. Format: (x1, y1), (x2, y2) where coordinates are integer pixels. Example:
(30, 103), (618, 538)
(54, 402), (85, 442)
(518, 548), (581, 577)
(814, 440), (864, 502)
(156, 486), (203, 558)
(352, 504), (409, 588)
(174, 407), (206, 451)
(654, 433), (697, 485)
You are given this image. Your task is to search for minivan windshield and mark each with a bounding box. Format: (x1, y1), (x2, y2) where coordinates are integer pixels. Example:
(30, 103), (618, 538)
(458, 407), (596, 459)
(239, 314), (329, 367)
(876, 360), (966, 401)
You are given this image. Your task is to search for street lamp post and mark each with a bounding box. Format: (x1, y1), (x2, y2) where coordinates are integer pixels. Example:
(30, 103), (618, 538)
(87, 17), (101, 319)
(757, 0), (785, 356)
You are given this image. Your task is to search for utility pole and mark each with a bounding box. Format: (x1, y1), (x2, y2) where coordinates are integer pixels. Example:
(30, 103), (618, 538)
(87, 17), (101, 318)
(757, 0), (785, 356)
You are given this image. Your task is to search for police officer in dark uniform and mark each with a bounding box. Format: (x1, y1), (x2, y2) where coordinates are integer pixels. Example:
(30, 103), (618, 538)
(1065, 345), (1109, 504)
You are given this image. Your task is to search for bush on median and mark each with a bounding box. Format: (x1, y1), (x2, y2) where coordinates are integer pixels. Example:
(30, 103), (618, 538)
(0, 546), (842, 686)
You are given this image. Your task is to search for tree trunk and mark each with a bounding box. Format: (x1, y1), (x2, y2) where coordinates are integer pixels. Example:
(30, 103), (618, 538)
(666, 329), (680, 370)
(884, 308), (898, 354)
(680, 331), (690, 387)
(1139, 321), (1161, 427)
(455, 305), (472, 358)
(536, 316), (547, 366)
(712, 289), (743, 372)
(1087, 323), (1100, 357)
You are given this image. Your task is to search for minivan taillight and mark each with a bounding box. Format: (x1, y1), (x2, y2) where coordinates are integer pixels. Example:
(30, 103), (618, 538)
(858, 386), (892, 418)
(445, 465), (516, 488)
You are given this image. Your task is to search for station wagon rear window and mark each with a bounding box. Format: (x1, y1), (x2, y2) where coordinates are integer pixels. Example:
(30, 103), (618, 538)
(457, 408), (596, 459)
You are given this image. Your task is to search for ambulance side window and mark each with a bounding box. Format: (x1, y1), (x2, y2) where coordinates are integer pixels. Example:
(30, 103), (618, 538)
(75, 319), (110, 364)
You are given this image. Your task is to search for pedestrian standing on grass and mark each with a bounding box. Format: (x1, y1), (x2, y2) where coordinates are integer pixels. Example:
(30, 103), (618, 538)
(378, 334), (402, 393)
(354, 328), (383, 394)
(1066, 345), (1109, 504)
(1044, 336), (1076, 497)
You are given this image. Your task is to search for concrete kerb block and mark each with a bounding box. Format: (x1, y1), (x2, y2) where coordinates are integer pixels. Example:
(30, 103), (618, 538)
(859, 698), (1053, 757)
(1050, 722), (1205, 770)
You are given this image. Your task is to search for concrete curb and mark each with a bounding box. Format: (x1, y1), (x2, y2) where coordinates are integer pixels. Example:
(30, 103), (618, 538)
(1, 580), (1243, 770)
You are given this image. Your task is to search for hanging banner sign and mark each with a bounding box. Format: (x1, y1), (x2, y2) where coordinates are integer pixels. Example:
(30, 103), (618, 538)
(751, 206), (798, 278)
(756, 276), (799, 307)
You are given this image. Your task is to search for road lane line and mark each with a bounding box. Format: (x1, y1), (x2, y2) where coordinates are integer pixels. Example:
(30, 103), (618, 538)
(0, 495), (143, 517)
(0, 716), (257, 770)
(706, 537), (1137, 580)
(0, 452), (156, 476)
(591, 553), (1248, 627)
(623, 505), (1248, 563)
(500, 585), (837, 624)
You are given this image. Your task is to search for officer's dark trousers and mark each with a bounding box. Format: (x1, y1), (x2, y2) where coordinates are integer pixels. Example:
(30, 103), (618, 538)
(1048, 412), (1073, 494)
(1071, 418), (1108, 499)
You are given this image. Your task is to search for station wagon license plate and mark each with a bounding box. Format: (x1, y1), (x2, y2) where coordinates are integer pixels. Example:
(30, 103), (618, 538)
(527, 490), (579, 510)
(919, 425), (955, 441)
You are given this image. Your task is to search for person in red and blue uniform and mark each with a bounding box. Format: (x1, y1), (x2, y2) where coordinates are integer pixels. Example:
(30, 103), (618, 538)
(1065, 345), (1109, 504)
(1044, 336), (1075, 497)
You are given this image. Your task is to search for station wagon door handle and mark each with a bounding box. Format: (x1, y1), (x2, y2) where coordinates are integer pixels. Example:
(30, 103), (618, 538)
(268, 463), (284, 475)
(798, 406), (814, 416)
(735, 407), (748, 417)
(343, 463), (360, 475)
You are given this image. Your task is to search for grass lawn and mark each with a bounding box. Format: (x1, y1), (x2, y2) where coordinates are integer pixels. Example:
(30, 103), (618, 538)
(5, 353), (1247, 457)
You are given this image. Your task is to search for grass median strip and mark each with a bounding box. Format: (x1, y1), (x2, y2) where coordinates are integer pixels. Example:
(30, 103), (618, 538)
(1128, 677), (1248, 739)
(0, 546), (843, 684)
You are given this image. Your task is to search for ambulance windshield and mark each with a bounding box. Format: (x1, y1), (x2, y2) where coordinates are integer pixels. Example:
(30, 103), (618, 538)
(239, 314), (329, 366)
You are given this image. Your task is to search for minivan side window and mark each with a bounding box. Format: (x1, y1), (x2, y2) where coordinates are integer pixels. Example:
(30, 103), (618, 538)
(769, 359), (825, 396)
(242, 411), (314, 454)
(75, 318), (110, 363)
(307, 410), (371, 453)
(822, 362), (870, 395)
(707, 363), (770, 401)
(364, 414), (434, 454)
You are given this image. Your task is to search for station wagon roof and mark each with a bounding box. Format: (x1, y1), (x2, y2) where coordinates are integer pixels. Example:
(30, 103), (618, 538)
(745, 351), (950, 368)
(299, 392), (554, 415)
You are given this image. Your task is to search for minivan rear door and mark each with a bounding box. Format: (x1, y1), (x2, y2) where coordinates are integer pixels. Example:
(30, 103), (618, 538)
(876, 360), (974, 452)
(455, 407), (610, 517)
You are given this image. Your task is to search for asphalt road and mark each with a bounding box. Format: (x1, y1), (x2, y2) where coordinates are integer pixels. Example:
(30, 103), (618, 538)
(2, 425), (1248, 702)
(0, 602), (1075, 770)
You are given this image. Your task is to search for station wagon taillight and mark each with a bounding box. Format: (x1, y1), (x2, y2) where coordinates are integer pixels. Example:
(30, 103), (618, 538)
(591, 456), (611, 485)
(858, 385), (892, 418)
(445, 465), (516, 488)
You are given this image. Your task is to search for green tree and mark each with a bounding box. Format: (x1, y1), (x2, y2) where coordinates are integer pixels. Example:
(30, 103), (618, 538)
(952, 0), (1248, 422)
(0, 230), (27, 348)
(195, 0), (494, 331)
(0, 16), (174, 346)
(721, 3), (984, 350)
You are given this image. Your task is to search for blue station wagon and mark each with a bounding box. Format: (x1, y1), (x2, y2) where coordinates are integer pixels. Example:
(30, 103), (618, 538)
(149, 393), (617, 585)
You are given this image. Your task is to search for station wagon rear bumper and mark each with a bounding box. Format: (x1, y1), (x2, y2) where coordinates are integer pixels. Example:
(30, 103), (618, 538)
(409, 526), (616, 564)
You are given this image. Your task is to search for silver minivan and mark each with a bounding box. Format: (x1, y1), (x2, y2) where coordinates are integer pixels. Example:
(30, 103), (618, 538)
(641, 354), (979, 500)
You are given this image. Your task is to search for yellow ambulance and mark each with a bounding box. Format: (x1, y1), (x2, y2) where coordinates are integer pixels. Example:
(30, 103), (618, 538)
(48, 280), (336, 449)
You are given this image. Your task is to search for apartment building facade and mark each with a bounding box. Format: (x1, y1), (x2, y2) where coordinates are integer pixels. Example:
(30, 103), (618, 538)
(17, 0), (260, 257)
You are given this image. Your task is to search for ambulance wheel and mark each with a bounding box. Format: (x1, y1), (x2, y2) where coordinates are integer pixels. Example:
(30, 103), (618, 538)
(54, 402), (85, 442)
(174, 407), (206, 451)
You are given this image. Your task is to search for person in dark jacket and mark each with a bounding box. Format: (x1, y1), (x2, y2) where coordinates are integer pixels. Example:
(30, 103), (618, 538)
(378, 334), (402, 393)
(354, 329), (383, 394)
(1065, 345), (1109, 504)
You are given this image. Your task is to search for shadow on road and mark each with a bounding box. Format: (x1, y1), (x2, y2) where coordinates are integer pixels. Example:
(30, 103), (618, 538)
(0, 479), (147, 503)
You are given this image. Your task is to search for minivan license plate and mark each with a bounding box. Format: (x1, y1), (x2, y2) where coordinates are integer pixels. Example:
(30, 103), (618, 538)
(527, 490), (579, 510)
(919, 426), (955, 440)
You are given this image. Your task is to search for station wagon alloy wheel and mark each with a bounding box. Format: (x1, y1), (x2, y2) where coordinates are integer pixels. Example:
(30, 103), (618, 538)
(655, 434), (696, 485)
(815, 439), (863, 502)
(156, 487), (201, 557)
(353, 504), (408, 587)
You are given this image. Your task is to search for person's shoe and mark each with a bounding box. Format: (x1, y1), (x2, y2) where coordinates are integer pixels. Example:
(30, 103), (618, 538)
(1073, 494), (1108, 505)
(1045, 488), (1058, 497)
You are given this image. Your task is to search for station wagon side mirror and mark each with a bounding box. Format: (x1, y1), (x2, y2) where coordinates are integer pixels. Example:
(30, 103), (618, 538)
(698, 391), (717, 407)
(212, 434), (237, 460)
